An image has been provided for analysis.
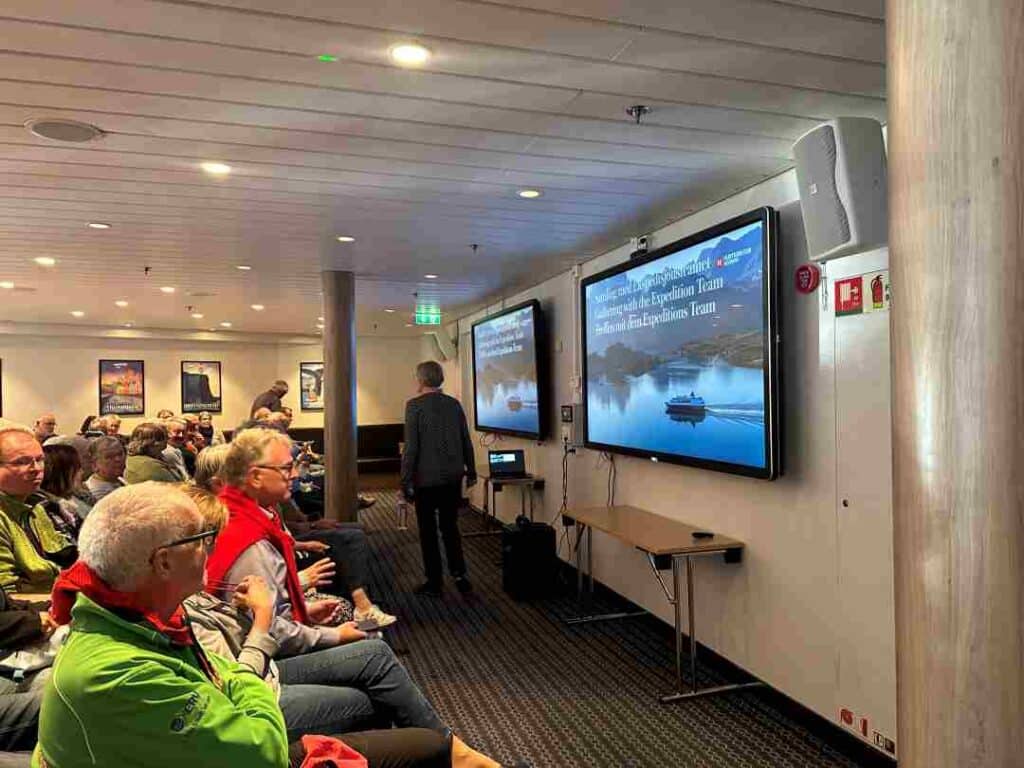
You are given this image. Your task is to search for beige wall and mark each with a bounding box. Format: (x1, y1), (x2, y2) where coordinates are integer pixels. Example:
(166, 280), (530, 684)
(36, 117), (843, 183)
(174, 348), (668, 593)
(0, 334), (434, 434)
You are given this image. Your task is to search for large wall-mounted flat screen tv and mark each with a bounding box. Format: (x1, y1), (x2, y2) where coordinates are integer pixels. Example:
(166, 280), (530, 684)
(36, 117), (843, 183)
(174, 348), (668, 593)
(581, 207), (781, 479)
(471, 300), (548, 440)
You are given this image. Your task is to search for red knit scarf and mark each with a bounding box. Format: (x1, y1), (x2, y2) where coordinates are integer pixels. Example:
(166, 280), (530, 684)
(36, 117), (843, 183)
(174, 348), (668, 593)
(50, 561), (194, 646)
(206, 485), (310, 625)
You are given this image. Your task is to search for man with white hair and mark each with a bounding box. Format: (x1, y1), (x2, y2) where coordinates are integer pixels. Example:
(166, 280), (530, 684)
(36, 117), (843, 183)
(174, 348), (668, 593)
(31, 414), (57, 445)
(0, 420), (74, 592)
(35, 483), (291, 767)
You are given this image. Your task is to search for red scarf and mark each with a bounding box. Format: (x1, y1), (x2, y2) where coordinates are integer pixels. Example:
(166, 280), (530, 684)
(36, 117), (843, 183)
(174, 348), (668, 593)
(50, 561), (194, 647)
(206, 485), (310, 625)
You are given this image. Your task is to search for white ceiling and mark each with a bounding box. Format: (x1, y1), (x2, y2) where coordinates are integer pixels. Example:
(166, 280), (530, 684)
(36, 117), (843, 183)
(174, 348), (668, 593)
(0, 0), (885, 336)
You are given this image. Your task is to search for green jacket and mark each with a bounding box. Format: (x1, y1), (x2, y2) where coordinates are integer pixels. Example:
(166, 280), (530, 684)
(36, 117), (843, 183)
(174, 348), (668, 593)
(124, 455), (178, 485)
(33, 593), (289, 768)
(0, 492), (69, 593)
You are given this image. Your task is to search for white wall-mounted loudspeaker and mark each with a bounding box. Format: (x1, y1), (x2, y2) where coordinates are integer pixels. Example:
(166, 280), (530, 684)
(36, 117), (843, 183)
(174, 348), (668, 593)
(430, 329), (458, 362)
(792, 117), (887, 262)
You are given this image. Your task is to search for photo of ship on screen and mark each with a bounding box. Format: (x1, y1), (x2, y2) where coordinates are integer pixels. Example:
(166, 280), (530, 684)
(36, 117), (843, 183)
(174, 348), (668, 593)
(581, 208), (780, 479)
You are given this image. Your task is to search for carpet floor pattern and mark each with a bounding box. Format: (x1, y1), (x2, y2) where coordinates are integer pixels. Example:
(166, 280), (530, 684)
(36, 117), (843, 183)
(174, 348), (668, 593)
(359, 491), (868, 768)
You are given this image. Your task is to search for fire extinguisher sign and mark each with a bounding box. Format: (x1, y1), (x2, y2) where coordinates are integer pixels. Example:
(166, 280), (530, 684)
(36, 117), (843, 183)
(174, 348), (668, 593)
(835, 271), (890, 317)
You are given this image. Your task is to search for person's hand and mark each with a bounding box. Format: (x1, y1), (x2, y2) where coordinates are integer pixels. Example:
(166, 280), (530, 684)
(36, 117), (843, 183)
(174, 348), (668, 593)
(307, 599), (342, 625)
(333, 621), (368, 645)
(295, 539), (329, 554)
(298, 557), (336, 590)
(311, 519), (340, 530)
(39, 611), (59, 639)
(465, 475), (478, 489)
(232, 576), (275, 629)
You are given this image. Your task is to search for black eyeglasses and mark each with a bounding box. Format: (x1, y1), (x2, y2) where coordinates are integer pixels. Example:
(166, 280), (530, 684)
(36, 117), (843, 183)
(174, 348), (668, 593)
(157, 528), (218, 554)
(254, 462), (297, 480)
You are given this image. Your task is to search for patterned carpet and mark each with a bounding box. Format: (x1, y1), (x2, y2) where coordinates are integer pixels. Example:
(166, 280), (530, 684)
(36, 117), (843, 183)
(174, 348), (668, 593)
(359, 490), (873, 768)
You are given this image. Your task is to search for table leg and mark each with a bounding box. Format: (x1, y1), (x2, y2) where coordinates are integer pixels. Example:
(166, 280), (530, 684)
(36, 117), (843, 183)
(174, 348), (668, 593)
(587, 525), (594, 596)
(674, 556), (683, 693)
(687, 555), (697, 693)
(464, 477), (502, 538)
(576, 522), (584, 614)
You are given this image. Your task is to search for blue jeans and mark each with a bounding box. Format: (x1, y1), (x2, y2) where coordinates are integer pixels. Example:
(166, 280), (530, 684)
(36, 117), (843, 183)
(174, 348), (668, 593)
(276, 639), (447, 740)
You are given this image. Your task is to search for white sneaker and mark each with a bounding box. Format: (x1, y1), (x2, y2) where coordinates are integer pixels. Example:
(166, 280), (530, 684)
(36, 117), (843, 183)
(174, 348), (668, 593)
(354, 603), (398, 628)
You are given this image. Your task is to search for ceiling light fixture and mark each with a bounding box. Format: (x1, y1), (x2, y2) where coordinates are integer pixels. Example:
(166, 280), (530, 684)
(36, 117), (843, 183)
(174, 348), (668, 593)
(424, 273), (438, 279)
(316, 323), (325, 330)
(388, 42), (431, 67)
(201, 161), (232, 176)
(384, 308), (395, 313)
(124, 322), (134, 328)
(192, 313), (204, 319)
(70, 310), (84, 318)
(160, 286), (176, 294)
(236, 264), (252, 271)
(0, 281), (13, 290)
(251, 304), (265, 311)
(115, 300), (128, 308)
(34, 257), (56, 267)
(220, 321), (232, 328)
(87, 222), (112, 230)
(518, 189), (542, 199)
(336, 236), (355, 243)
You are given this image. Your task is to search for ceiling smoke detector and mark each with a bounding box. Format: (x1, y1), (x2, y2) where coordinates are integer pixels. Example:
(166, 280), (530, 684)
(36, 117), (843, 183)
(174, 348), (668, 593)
(26, 118), (105, 143)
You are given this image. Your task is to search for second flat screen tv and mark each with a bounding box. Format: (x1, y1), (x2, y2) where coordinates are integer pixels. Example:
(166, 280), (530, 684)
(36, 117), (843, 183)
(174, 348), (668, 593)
(581, 207), (780, 479)
(471, 300), (548, 440)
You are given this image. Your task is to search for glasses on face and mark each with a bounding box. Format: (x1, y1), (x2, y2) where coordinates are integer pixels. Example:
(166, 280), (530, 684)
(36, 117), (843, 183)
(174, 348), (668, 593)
(255, 462), (297, 481)
(0, 456), (45, 471)
(156, 528), (218, 555)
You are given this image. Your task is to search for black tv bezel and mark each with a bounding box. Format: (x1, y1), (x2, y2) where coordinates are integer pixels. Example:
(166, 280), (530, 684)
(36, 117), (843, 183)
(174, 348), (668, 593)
(580, 206), (781, 480)
(471, 299), (549, 441)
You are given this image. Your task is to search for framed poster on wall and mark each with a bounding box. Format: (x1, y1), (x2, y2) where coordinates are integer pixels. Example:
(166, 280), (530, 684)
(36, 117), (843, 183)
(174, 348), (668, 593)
(99, 359), (145, 416)
(181, 361), (223, 414)
(300, 362), (324, 411)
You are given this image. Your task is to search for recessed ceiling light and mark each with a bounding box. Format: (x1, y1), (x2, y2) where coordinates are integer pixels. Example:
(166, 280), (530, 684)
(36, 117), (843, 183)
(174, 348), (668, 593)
(384, 308), (395, 313)
(201, 161), (232, 176)
(518, 189), (542, 199)
(317, 54), (339, 63)
(70, 310), (84, 318)
(389, 42), (431, 67)
(0, 281), (13, 290)
(115, 300), (128, 308)
(316, 323), (325, 330)
(424, 274), (438, 279)
(124, 322), (134, 328)
(87, 222), (111, 230)
(317, 316), (324, 322)
(191, 313), (204, 319)
(160, 286), (176, 294)
(405, 323), (413, 327)
(26, 118), (103, 143)
(236, 264), (252, 271)
(251, 304), (265, 311)
(336, 236), (355, 243)
(34, 257), (56, 267)
(220, 321), (232, 328)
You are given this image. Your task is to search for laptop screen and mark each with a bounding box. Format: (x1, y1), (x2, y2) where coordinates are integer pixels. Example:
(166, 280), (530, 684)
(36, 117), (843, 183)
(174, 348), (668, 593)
(488, 450), (525, 477)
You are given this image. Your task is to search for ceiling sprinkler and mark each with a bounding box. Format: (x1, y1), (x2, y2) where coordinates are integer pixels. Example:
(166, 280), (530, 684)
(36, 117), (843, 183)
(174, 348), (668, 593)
(626, 105), (651, 125)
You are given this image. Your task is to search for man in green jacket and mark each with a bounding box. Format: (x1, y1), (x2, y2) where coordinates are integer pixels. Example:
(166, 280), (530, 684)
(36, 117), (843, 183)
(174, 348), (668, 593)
(0, 422), (73, 593)
(33, 482), (290, 768)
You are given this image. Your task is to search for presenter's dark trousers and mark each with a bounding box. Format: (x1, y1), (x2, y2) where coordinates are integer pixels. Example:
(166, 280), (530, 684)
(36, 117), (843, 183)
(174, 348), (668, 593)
(414, 483), (466, 585)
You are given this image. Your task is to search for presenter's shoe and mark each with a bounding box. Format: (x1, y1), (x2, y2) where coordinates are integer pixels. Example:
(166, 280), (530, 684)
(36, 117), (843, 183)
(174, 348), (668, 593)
(455, 576), (473, 594)
(357, 494), (377, 509)
(414, 581), (442, 596)
(354, 603), (398, 628)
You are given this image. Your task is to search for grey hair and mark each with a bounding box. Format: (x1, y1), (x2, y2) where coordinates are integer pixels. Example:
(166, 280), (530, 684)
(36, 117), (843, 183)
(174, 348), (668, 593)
(221, 428), (291, 487)
(273, 379), (288, 388)
(88, 436), (125, 461)
(78, 483), (200, 591)
(0, 420), (36, 463)
(193, 443), (232, 492)
(416, 360), (444, 388)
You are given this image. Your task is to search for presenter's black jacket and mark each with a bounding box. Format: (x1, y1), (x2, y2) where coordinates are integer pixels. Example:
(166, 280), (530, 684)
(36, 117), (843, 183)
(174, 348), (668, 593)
(401, 391), (477, 492)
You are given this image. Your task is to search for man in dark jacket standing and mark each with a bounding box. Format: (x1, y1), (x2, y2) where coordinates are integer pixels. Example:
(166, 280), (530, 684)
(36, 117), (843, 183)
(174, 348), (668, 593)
(401, 361), (476, 595)
(250, 380), (289, 418)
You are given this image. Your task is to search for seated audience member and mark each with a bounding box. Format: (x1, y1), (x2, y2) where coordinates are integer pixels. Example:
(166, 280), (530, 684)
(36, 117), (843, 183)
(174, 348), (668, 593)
(124, 423), (178, 484)
(196, 411), (225, 446)
(206, 429), (368, 656)
(85, 436), (126, 502)
(155, 409), (175, 420)
(104, 414), (129, 448)
(253, 406), (273, 422)
(265, 411), (291, 433)
(31, 415), (57, 446)
(161, 419), (192, 481)
(0, 589), (58, 752)
(251, 380), (289, 418)
(182, 414), (208, 452)
(181, 486), (492, 768)
(0, 422), (75, 593)
(193, 444), (394, 627)
(41, 433), (94, 479)
(39, 483), (449, 768)
(79, 416), (106, 438)
(40, 444), (92, 537)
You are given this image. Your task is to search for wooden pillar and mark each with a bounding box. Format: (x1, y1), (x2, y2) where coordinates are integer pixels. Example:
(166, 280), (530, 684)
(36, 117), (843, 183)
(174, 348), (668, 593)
(321, 270), (358, 522)
(889, 0), (1024, 765)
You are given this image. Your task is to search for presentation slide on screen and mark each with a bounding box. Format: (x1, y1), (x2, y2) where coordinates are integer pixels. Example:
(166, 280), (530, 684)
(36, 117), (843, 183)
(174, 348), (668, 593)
(473, 305), (540, 435)
(585, 221), (767, 469)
